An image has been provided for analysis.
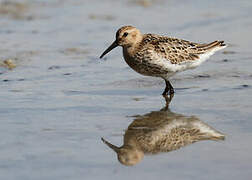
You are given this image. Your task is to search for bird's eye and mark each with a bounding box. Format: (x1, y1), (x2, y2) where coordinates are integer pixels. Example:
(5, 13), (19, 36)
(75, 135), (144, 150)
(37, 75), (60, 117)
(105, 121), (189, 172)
(123, 32), (128, 37)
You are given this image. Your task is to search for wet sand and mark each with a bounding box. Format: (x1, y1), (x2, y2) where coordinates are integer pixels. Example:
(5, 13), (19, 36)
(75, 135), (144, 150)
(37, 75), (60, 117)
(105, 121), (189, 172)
(0, 0), (252, 179)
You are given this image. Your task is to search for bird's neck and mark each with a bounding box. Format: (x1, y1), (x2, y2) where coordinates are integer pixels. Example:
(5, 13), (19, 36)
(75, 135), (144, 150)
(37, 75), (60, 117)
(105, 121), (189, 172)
(123, 41), (142, 58)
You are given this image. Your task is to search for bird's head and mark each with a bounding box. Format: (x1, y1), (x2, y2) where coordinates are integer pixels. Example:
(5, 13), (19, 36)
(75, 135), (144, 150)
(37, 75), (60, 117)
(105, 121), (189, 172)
(100, 26), (142, 58)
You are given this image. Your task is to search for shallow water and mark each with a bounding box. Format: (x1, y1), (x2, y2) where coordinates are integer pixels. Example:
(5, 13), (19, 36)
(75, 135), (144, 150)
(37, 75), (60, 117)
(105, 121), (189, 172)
(0, 0), (252, 179)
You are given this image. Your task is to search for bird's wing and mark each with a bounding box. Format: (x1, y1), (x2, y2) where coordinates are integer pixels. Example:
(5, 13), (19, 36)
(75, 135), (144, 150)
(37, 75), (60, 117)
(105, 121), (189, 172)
(145, 35), (225, 64)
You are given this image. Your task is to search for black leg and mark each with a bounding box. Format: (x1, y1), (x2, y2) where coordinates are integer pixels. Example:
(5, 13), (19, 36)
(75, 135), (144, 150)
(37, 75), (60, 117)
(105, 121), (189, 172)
(167, 81), (174, 96)
(162, 80), (174, 96)
(162, 80), (174, 108)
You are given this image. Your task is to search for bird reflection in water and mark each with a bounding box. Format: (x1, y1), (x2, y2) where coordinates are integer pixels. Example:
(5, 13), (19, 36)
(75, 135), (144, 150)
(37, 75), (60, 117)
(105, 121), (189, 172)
(101, 105), (225, 166)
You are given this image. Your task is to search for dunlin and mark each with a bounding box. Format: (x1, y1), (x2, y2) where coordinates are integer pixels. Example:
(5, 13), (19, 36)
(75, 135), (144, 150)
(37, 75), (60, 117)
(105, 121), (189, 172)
(100, 26), (226, 97)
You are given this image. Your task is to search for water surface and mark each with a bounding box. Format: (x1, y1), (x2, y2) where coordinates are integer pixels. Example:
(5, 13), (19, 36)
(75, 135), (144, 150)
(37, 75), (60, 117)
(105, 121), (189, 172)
(0, 0), (252, 180)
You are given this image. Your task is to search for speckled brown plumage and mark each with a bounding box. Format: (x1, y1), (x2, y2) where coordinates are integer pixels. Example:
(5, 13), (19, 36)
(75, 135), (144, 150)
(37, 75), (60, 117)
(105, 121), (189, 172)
(128, 34), (225, 75)
(141, 35), (225, 63)
(100, 26), (227, 97)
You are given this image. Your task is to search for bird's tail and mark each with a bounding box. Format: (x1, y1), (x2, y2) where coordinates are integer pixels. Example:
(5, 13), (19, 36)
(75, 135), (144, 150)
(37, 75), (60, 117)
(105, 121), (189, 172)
(199, 40), (226, 51)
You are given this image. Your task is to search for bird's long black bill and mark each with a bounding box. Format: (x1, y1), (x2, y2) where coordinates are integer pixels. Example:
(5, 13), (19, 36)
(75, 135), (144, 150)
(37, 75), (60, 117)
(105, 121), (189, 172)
(100, 40), (118, 59)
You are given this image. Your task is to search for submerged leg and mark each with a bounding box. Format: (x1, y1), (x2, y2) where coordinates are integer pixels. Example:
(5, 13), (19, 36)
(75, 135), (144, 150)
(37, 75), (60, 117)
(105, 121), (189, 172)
(162, 80), (174, 96)
(162, 94), (174, 110)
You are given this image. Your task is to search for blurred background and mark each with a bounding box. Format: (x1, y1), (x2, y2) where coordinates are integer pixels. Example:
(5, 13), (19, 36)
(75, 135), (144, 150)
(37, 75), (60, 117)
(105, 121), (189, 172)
(0, 0), (252, 180)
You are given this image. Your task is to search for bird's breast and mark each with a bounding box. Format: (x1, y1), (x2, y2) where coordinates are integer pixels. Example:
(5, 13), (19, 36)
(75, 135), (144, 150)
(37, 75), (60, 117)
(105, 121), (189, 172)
(123, 48), (142, 72)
